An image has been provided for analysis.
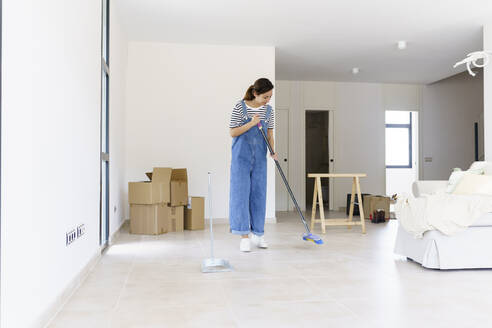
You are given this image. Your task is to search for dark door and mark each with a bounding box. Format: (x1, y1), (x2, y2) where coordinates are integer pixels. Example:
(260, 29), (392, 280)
(305, 110), (329, 209)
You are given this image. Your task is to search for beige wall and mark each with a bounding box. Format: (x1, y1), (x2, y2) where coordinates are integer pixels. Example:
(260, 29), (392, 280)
(276, 81), (421, 210)
(421, 71), (484, 180)
(278, 72), (483, 209)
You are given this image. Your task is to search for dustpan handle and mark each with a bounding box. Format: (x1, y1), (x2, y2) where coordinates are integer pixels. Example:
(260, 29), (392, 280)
(208, 172), (214, 259)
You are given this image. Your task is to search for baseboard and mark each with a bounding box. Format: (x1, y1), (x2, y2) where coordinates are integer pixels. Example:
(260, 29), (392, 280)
(40, 220), (128, 328)
(205, 217), (277, 224)
(109, 218), (129, 245)
(39, 250), (101, 328)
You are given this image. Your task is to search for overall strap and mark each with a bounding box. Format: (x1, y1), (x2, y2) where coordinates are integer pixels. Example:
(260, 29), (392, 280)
(240, 100), (249, 121)
(265, 105), (272, 126)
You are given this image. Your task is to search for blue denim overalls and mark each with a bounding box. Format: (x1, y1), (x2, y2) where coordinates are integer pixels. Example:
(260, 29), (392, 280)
(229, 100), (272, 236)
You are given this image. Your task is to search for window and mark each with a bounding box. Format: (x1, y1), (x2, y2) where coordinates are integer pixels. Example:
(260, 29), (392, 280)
(385, 111), (412, 168)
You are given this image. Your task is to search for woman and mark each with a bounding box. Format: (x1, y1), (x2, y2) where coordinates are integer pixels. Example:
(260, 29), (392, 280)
(229, 78), (277, 252)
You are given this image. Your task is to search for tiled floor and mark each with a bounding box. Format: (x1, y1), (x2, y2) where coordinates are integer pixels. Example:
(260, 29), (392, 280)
(48, 212), (492, 328)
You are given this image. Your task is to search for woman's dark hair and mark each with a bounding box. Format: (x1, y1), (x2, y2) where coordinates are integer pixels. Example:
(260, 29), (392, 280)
(243, 78), (274, 101)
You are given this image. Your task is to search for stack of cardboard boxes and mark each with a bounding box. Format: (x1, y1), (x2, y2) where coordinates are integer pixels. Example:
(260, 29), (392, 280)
(128, 167), (205, 235)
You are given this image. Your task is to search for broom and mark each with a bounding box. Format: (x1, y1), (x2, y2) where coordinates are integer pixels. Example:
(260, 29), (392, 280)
(257, 123), (323, 245)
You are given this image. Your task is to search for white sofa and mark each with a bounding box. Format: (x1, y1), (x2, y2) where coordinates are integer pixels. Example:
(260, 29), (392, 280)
(394, 161), (492, 269)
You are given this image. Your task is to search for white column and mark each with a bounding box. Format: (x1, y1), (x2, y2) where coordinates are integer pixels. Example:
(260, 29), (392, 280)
(484, 25), (492, 160)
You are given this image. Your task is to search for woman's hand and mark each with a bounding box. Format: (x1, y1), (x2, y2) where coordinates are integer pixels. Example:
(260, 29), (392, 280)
(270, 153), (278, 161)
(230, 114), (261, 137)
(250, 114), (261, 126)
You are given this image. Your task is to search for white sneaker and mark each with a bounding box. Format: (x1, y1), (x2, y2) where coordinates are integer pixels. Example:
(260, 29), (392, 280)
(250, 234), (268, 248)
(240, 238), (251, 252)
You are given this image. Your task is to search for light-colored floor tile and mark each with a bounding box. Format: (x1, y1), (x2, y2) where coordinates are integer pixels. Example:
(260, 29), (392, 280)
(222, 277), (330, 305)
(230, 300), (367, 328)
(110, 304), (236, 328)
(118, 279), (226, 308)
(48, 310), (111, 328)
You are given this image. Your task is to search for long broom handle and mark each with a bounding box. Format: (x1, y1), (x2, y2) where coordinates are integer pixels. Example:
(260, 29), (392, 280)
(257, 123), (311, 234)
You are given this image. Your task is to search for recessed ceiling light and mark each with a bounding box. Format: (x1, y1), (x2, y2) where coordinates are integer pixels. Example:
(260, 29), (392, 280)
(352, 67), (360, 75)
(397, 40), (407, 50)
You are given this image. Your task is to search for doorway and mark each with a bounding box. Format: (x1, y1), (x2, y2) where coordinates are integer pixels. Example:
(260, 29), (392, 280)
(305, 110), (330, 210)
(385, 110), (419, 199)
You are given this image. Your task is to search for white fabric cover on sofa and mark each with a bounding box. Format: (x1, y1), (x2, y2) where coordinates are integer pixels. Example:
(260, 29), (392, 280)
(412, 180), (449, 197)
(395, 218), (492, 269)
(395, 161), (492, 269)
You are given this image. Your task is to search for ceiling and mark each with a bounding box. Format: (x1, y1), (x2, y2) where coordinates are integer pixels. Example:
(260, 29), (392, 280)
(116, 0), (492, 84)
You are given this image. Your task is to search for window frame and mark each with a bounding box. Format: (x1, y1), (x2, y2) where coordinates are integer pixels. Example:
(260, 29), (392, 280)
(100, 0), (110, 247)
(385, 112), (412, 169)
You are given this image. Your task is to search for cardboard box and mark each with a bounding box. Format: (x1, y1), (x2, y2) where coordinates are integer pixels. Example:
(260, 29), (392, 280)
(128, 167), (172, 204)
(144, 168), (188, 206)
(363, 195), (390, 220)
(130, 204), (184, 234)
(165, 205), (184, 232)
(130, 204), (167, 235)
(184, 197), (205, 230)
(170, 168), (188, 206)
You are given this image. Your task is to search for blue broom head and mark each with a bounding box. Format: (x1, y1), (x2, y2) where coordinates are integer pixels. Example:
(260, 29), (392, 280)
(302, 233), (323, 245)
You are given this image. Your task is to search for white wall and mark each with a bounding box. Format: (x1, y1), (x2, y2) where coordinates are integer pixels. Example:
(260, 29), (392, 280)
(382, 84), (421, 111)
(109, 3), (129, 236)
(125, 42), (276, 220)
(484, 25), (492, 160)
(276, 81), (421, 210)
(421, 71), (484, 179)
(1, 0), (102, 327)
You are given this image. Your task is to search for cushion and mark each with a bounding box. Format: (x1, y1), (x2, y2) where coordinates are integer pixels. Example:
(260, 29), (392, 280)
(468, 161), (492, 175)
(446, 170), (466, 193)
(482, 163), (492, 176)
(452, 174), (492, 196)
(446, 164), (491, 193)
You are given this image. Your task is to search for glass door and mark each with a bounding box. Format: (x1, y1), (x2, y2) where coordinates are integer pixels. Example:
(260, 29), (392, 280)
(100, 0), (110, 246)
